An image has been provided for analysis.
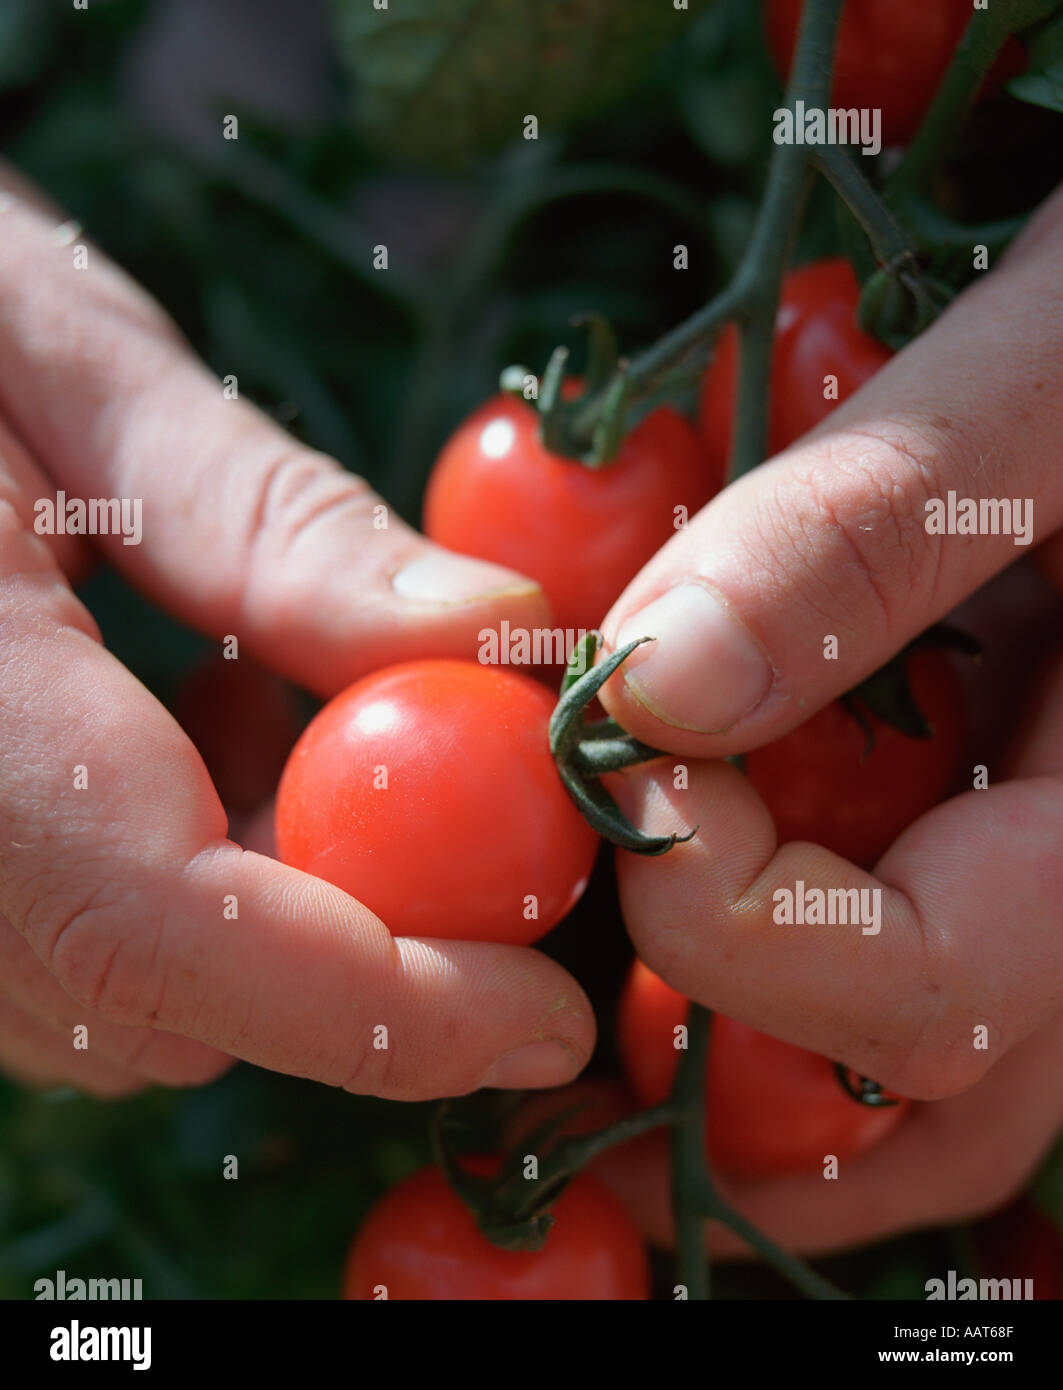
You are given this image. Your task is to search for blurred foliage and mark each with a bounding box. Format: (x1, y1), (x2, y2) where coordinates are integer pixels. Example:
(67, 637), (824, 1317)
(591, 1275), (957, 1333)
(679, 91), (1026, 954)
(1008, 8), (1063, 113)
(331, 0), (696, 169)
(1, 0), (1061, 1300)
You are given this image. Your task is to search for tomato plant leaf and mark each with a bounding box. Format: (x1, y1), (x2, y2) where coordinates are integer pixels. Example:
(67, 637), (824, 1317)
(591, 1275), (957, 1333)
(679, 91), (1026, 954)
(1007, 9), (1063, 113)
(330, 0), (696, 167)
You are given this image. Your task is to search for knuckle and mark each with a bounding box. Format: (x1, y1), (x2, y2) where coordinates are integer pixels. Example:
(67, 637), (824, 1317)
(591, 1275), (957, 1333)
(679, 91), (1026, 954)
(244, 449), (373, 569)
(235, 446), (377, 642)
(762, 428), (944, 640)
(23, 877), (157, 1025)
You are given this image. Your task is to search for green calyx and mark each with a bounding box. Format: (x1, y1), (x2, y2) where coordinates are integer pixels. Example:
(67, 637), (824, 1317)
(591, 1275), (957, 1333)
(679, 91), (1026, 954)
(841, 622), (981, 756)
(549, 632), (696, 855)
(857, 260), (956, 352)
(501, 313), (634, 466)
(431, 1094), (675, 1253)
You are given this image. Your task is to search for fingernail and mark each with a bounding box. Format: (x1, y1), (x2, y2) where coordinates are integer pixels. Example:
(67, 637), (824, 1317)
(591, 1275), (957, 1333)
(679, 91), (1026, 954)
(614, 583), (772, 733)
(392, 551), (541, 605)
(481, 1041), (579, 1090)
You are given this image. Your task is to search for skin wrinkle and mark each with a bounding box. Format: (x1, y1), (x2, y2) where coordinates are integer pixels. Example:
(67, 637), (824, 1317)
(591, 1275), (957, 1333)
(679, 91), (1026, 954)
(837, 421), (972, 602)
(37, 884), (137, 1010)
(803, 444), (934, 640)
(750, 476), (880, 646)
(242, 446), (371, 563)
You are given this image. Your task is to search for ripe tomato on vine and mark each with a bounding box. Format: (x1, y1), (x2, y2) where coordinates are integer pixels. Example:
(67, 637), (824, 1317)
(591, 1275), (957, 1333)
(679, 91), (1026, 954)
(343, 1159), (651, 1300)
(275, 659), (598, 943)
(425, 391), (718, 635)
(745, 646), (965, 868)
(699, 258), (892, 471)
(764, 0), (1026, 147)
(618, 959), (908, 1178)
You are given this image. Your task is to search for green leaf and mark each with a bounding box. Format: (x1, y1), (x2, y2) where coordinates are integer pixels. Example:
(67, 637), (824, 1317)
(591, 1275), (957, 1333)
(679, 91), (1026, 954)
(330, 0), (698, 168)
(1008, 62), (1063, 111)
(1007, 9), (1063, 113)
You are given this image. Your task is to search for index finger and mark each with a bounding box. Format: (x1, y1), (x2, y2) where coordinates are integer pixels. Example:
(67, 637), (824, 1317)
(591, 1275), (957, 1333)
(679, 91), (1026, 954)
(0, 506), (594, 1098)
(613, 636), (1063, 1102)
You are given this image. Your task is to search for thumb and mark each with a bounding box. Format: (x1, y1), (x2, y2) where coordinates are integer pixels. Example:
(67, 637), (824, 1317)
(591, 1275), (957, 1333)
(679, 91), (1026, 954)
(598, 184), (1063, 754)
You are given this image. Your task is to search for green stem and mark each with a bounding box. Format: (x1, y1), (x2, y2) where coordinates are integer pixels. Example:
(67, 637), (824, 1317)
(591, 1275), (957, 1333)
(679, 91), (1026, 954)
(671, 1004), (714, 1301)
(728, 0), (843, 478)
(888, 0), (1059, 200)
(667, 1003), (849, 1301)
(389, 161), (715, 507)
(511, 1102), (677, 1223)
(813, 146), (917, 267)
(707, 1195), (850, 1300)
(611, 282), (747, 416)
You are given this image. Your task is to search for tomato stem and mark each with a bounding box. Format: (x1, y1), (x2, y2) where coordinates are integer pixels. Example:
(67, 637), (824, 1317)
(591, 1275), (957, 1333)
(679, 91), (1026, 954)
(727, 0), (844, 478)
(431, 1093), (677, 1252)
(813, 146), (917, 268)
(549, 0), (846, 469)
(671, 1003), (715, 1300)
(671, 1009), (851, 1300)
(519, 0), (1050, 469)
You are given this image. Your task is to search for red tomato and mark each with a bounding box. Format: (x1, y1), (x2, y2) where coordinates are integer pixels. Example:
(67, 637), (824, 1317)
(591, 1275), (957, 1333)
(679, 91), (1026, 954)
(274, 659), (598, 943)
(975, 1197), (1063, 1301)
(617, 959), (908, 1178)
(174, 654), (304, 812)
(744, 646), (964, 869)
(699, 258), (891, 472)
(424, 393), (718, 635)
(764, 0), (1026, 148)
(343, 1159), (650, 1300)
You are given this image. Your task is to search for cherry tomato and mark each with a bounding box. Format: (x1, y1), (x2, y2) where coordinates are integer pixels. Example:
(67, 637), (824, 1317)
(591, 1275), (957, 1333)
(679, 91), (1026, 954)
(975, 1197), (1063, 1301)
(343, 1158), (650, 1300)
(424, 392), (718, 636)
(764, 1), (1026, 148)
(274, 659), (598, 943)
(699, 258), (892, 472)
(174, 654), (304, 812)
(744, 646), (964, 869)
(617, 959), (908, 1178)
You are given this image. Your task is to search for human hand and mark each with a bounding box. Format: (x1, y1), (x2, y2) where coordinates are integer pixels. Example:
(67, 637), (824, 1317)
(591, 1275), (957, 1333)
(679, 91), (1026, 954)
(594, 181), (1063, 1252)
(0, 166), (595, 1100)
